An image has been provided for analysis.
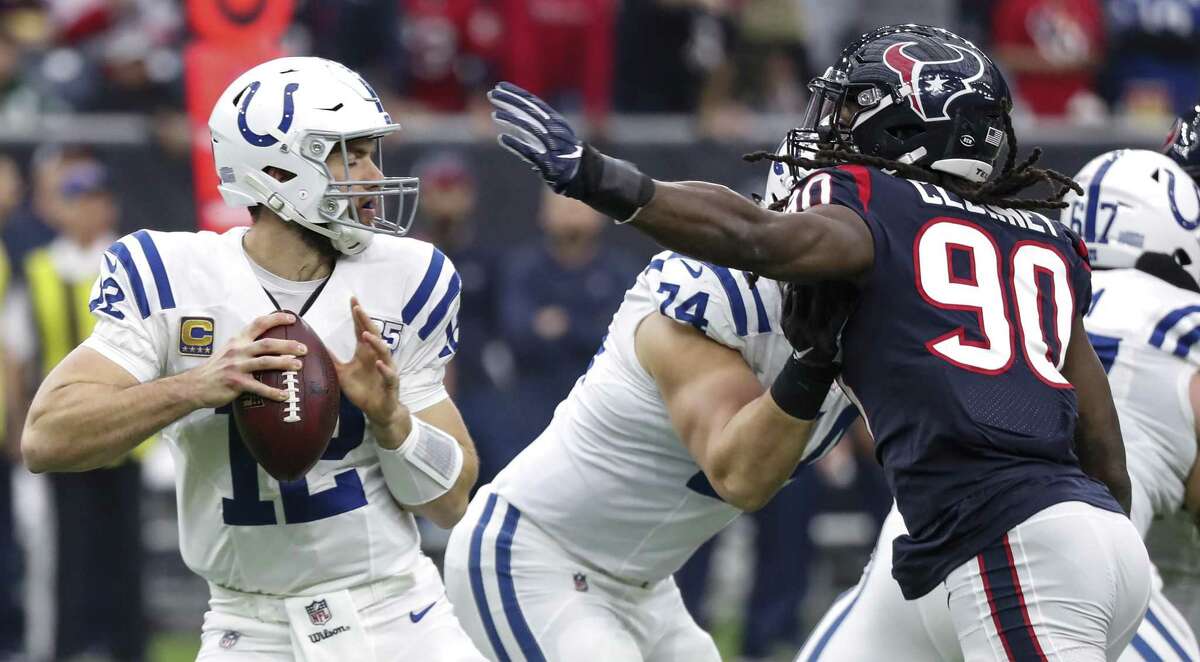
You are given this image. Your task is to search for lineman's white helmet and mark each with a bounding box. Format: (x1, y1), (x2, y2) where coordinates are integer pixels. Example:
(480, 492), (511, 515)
(1062, 149), (1200, 282)
(209, 56), (419, 255)
(762, 131), (818, 209)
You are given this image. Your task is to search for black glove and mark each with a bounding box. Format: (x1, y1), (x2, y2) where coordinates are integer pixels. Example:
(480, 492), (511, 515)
(769, 281), (858, 420)
(487, 82), (655, 221)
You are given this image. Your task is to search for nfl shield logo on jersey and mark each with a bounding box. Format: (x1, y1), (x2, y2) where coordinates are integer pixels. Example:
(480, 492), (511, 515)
(219, 630), (240, 649)
(306, 599), (333, 626)
(573, 572), (589, 592)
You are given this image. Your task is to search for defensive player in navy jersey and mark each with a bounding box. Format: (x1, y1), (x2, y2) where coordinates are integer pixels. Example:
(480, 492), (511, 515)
(488, 24), (1151, 660)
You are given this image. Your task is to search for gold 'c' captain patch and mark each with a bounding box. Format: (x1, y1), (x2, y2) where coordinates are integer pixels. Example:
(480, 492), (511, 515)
(179, 317), (215, 356)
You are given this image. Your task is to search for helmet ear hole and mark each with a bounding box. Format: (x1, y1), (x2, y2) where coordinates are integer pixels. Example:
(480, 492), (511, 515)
(263, 166), (297, 183)
(886, 124), (925, 142)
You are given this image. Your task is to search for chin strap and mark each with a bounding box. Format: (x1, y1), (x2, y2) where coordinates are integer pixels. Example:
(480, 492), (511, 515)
(242, 174), (369, 255)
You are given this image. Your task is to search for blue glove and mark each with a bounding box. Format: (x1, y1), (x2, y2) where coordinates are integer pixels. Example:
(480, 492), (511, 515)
(487, 82), (583, 194)
(487, 81), (655, 221)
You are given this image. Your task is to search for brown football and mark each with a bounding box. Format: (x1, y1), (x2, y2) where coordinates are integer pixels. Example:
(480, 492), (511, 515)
(233, 312), (340, 482)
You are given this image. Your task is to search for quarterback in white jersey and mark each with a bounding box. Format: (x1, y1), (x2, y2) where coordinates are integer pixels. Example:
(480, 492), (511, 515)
(21, 58), (484, 661)
(796, 149), (1200, 662)
(443, 208), (857, 658)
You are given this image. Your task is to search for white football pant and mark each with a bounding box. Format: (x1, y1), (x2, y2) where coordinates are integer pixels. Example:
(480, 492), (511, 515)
(444, 486), (720, 662)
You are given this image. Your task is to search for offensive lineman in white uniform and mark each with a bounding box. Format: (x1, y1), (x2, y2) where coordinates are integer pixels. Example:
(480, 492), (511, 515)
(795, 149), (1200, 661)
(20, 57), (486, 661)
(441, 172), (858, 658)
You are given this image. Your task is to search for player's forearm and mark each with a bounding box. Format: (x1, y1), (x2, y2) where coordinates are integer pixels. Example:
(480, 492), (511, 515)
(413, 440), (477, 528)
(375, 399), (478, 527)
(631, 181), (782, 275)
(705, 394), (813, 512)
(23, 373), (198, 472)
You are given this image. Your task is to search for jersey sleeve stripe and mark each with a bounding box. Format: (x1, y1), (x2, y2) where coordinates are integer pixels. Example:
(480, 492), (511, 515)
(418, 272), (462, 340)
(748, 277), (771, 333)
(1086, 333), (1120, 373)
(1174, 326), (1200, 359)
(837, 164), (873, 212)
(645, 257), (665, 273)
(800, 405), (860, 466)
(1149, 305), (1200, 349)
(704, 264), (748, 336)
(437, 322), (460, 358)
(402, 248), (446, 324)
(132, 230), (175, 310)
(106, 241), (151, 319)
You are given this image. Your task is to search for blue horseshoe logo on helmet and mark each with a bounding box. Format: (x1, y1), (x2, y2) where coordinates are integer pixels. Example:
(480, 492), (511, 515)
(1165, 168), (1200, 230)
(237, 81), (299, 147)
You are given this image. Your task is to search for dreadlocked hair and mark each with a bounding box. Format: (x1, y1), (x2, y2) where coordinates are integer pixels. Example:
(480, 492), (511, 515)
(746, 113), (1082, 213)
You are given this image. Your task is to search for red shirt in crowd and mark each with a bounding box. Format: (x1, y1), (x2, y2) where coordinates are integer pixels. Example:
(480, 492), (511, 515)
(502, 0), (615, 122)
(400, 0), (505, 111)
(992, 0), (1105, 116)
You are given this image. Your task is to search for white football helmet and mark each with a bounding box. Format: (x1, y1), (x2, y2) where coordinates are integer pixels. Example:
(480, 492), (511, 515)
(761, 133), (819, 209)
(208, 57), (419, 255)
(1062, 149), (1200, 282)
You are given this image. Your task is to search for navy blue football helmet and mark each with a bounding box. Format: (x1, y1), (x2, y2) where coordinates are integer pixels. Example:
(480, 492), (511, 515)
(791, 24), (1012, 184)
(1164, 102), (1200, 182)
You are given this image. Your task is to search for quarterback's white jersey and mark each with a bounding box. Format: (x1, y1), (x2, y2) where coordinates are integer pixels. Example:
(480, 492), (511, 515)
(81, 226), (461, 595)
(491, 251), (858, 584)
(1084, 268), (1200, 535)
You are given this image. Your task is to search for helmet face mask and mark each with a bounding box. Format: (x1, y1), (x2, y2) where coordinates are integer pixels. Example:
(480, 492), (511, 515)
(209, 57), (421, 255)
(310, 129), (420, 242)
(792, 24), (1013, 184)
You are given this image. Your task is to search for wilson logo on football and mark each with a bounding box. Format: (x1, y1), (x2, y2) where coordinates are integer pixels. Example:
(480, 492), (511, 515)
(282, 371), (302, 423)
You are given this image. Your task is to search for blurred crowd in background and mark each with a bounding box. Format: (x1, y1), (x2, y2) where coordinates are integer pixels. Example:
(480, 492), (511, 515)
(0, 1), (1196, 662)
(0, 0), (1198, 132)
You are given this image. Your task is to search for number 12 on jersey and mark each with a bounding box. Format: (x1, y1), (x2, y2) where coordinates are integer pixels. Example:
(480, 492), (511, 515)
(219, 396), (369, 526)
(915, 218), (1075, 386)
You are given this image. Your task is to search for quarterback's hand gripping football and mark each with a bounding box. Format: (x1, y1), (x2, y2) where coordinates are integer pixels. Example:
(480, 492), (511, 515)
(334, 297), (410, 448)
(488, 81), (656, 222)
(185, 312), (305, 408)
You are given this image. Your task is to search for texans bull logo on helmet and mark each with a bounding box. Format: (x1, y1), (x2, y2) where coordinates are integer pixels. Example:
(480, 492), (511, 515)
(882, 41), (985, 123)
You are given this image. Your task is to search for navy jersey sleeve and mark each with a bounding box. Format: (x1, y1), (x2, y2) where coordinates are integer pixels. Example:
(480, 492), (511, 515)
(789, 164), (879, 256)
(788, 165), (873, 218)
(1062, 225), (1093, 318)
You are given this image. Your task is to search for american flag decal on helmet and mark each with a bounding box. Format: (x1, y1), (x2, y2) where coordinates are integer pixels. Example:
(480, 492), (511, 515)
(985, 127), (1004, 147)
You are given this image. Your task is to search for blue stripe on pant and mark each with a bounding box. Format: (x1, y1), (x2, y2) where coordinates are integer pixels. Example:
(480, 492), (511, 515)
(1146, 606), (1194, 661)
(800, 556), (873, 660)
(1132, 634), (1165, 662)
(468, 494), (510, 662)
(467, 493), (547, 662)
(978, 538), (1044, 661)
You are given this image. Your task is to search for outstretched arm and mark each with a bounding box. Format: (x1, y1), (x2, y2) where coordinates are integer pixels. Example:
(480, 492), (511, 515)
(486, 82), (874, 282)
(631, 182), (873, 281)
(1062, 312), (1131, 514)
